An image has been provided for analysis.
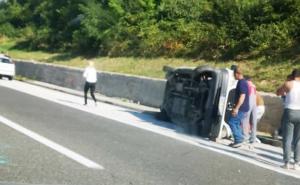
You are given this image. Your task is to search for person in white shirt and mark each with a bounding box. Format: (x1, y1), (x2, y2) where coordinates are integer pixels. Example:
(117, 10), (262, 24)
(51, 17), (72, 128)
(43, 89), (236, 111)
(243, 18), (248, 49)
(277, 69), (300, 170)
(83, 61), (97, 105)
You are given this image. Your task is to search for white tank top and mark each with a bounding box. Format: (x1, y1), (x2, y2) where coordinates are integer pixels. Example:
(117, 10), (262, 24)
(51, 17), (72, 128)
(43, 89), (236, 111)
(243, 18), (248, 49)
(285, 81), (300, 110)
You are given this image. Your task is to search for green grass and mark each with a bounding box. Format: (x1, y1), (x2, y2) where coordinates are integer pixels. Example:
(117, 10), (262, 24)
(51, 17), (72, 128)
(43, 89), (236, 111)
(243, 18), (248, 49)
(1, 38), (298, 93)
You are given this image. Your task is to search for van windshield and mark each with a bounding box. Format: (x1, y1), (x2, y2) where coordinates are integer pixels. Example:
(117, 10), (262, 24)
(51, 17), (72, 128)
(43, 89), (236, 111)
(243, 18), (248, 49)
(0, 58), (12, 64)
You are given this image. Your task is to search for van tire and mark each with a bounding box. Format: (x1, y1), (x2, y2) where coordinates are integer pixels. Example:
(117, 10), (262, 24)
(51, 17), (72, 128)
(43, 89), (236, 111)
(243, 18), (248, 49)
(156, 108), (170, 122)
(8, 76), (13, 80)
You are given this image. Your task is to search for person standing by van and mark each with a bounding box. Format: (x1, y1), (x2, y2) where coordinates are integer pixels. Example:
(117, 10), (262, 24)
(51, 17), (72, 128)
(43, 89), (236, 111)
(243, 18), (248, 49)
(243, 76), (258, 144)
(228, 66), (250, 148)
(276, 69), (300, 170)
(278, 73), (294, 136)
(83, 61), (97, 106)
(256, 93), (265, 126)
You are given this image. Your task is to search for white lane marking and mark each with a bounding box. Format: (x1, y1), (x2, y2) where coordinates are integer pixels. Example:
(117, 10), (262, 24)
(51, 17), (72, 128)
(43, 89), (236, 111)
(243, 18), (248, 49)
(0, 115), (104, 170)
(1, 80), (300, 178)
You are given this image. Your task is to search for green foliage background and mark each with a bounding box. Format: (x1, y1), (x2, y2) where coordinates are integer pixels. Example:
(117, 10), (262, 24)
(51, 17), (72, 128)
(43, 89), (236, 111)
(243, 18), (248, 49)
(1, 0), (300, 60)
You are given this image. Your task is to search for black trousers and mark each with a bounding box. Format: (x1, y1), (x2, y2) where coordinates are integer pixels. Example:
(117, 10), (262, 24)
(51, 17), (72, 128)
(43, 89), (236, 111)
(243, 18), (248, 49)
(84, 82), (97, 104)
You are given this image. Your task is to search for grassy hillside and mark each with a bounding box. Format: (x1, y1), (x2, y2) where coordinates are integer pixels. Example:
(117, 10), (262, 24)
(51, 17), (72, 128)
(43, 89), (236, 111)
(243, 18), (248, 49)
(1, 38), (298, 93)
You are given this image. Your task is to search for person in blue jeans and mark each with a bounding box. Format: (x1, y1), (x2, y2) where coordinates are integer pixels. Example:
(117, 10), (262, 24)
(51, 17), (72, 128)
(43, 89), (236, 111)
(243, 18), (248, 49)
(228, 66), (250, 148)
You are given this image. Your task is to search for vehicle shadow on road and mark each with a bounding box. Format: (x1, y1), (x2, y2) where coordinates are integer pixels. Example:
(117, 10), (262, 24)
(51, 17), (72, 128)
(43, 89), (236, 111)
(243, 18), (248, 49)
(120, 110), (177, 130)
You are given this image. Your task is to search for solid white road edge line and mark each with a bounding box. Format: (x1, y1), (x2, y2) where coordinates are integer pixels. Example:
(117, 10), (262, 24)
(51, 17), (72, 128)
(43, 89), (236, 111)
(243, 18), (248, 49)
(0, 115), (104, 170)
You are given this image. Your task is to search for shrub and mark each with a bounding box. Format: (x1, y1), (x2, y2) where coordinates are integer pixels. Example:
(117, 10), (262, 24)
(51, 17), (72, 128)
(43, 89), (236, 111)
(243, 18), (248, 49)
(0, 23), (16, 37)
(246, 23), (292, 55)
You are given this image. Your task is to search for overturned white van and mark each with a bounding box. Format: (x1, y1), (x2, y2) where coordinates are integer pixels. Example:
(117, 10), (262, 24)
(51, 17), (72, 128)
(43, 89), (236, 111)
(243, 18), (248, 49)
(160, 65), (238, 140)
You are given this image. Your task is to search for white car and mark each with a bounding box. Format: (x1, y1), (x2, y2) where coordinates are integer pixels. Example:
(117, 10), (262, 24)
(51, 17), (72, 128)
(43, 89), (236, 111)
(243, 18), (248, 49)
(0, 54), (15, 80)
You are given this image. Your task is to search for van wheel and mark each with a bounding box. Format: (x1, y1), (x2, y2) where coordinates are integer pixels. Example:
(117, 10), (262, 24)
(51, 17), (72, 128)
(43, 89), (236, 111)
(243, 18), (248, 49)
(0, 75), (2, 79)
(156, 109), (170, 122)
(8, 76), (13, 80)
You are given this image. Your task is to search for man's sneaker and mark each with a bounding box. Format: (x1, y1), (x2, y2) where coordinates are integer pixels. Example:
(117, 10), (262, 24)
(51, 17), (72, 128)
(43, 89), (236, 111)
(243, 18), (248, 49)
(281, 163), (291, 169)
(229, 142), (243, 148)
(293, 162), (299, 170)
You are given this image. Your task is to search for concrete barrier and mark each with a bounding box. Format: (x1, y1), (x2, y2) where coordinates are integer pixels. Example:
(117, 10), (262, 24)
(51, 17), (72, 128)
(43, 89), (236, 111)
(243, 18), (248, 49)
(14, 60), (284, 135)
(257, 92), (284, 135)
(15, 60), (166, 108)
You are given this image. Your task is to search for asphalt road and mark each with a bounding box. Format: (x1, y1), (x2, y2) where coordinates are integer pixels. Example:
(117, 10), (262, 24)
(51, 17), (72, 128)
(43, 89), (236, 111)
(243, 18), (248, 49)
(0, 84), (299, 185)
